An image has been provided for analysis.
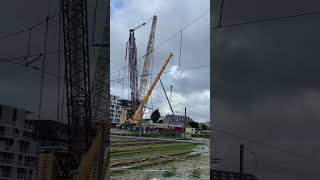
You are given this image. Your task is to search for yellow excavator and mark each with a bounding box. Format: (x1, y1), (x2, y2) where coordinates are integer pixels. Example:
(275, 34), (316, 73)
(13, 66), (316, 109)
(75, 53), (173, 179)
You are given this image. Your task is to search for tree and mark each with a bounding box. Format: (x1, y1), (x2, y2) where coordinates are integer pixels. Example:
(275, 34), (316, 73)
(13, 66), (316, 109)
(188, 121), (199, 129)
(151, 109), (161, 123)
(201, 123), (208, 130)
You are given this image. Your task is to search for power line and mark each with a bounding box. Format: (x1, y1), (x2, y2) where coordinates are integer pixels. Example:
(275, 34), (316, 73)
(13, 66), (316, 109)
(0, 13), (59, 41)
(111, 64), (209, 82)
(111, 79), (209, 116)
(92, 0), (98, 45)
(137, 9), (209, 61)
(0, 56), (62, 79)
(111, 9), (209, 73)
(57, 0), (62, 122)
(212, 127), (313, 161)
(0, 44), (98, 79)
(38, 16), (49, 121)
(212, 9), (320, 30)
(177, 30), (183, 70)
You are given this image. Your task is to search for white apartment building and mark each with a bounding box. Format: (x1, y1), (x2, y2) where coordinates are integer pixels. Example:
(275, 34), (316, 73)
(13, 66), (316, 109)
(110, 95), (121, 124)
(0, 104), (37, 180)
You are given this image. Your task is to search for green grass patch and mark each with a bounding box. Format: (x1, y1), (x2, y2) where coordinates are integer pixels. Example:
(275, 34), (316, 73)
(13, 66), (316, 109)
(111, 144), (194, 157)
(111, 143), (190, 152)
(162, 165), (177, 177)
(111, 144), (195, 161)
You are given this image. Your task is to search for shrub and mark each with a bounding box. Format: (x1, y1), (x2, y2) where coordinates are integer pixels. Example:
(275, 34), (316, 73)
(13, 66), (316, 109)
(190, 167), (201, 178)
(161, 166), (176, 177)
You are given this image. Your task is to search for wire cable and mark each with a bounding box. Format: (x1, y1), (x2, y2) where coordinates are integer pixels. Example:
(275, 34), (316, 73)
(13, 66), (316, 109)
(92, 0), (98, 45)
(111, 64), (209, 82)
(137, 9), (209, 62)
(0, 14), (58, 41)
(57, 0), (62, 122)
(212, 127), (313, 161)
(177, 30), (183, 70)
(38, 16), (49, 122)
(212, 8), (320, 30)
(110, 9), (209, 74)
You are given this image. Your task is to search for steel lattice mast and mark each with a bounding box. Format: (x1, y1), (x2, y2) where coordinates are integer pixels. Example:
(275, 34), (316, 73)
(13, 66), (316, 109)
(90, 0), (110, 178)
(128, 29), (139, 111)
(139, 15), (157, 98)
(127, 22), (147, 112)
(61, 0), (91, 156)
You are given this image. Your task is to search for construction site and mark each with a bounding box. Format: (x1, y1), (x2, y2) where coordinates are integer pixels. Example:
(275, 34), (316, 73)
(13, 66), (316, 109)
(0, 0), (209, 179)
(107, 2), (210, 179)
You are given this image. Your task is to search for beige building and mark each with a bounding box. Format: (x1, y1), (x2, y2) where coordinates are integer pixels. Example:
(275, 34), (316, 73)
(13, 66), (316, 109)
(185, 127), (196, 135)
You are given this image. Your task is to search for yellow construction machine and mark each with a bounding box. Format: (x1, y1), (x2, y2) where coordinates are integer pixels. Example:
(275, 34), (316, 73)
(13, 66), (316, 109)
(119, 53), (174, 129)
(75, 53), (173, 179)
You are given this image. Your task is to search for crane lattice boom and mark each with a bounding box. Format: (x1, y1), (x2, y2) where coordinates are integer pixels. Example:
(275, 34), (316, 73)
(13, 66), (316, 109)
(139, 15), (157, 99)
(128, 22), (146, 111)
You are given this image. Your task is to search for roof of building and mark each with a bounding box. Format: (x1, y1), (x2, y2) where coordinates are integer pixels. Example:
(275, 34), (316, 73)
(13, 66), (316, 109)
(211, 170), (259, 180)
(163, 114), (193, 125)
(118, 99), (131, 107)
(0, 104), (32, 113)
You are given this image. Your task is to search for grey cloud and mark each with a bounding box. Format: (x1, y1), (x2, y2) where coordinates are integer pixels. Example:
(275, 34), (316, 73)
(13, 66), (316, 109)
(0, 0), (106, 121)
(111, 0), (210, 122)
(212, 0), (320, 179)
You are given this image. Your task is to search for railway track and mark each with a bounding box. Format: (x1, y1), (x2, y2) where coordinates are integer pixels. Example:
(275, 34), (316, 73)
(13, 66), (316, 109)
(110, 150), (194, 173)
(111, 144), (192, 156)
(111, 140), (176, 147)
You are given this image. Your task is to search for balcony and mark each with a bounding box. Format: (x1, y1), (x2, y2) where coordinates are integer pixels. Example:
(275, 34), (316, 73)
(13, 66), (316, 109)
(23, 125), (34, 131)
(0, 145), (12, 151)
(0, 159), (13, 164)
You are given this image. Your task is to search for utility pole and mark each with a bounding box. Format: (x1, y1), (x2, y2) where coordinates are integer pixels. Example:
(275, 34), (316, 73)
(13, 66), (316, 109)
(184, 107), (187, 139)
(240, 144), (244, 180)
(139, 100), (143, 136)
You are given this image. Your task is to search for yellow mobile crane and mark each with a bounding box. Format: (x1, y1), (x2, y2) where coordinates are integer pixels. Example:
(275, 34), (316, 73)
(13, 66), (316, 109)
(131, 52), (173, 127)
(119, 53), (174, 129)
(75, 53), (173, 179)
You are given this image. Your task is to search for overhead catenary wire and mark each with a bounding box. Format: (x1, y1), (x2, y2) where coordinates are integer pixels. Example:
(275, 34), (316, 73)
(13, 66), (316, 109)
(57, 0), (62, 122)
(0, 44), (99, 80)
(0, 13), (59, 41)
(111, 64), (209, 82)
(92, 0), (99, 45)
(38, 16), (49, 122)
(178, 30), (183, 70)
(25, 28), (32, 64)
(111, 80), (209, 115)
(212, 127), (313, 162)
(212, 8), (320, 30)
(110, 9), (209, 74)
(0, 56), (62, 79)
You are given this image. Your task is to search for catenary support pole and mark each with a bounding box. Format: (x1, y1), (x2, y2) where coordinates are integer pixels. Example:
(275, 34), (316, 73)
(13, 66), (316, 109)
(240, 144), (244, 180)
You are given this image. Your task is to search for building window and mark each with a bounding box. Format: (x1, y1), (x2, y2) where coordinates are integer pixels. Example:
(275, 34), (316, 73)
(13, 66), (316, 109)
(13, 128), (19, 137)
(0, 152), (14, 164)
(0, 137), (14, 150)
(17, 168), (26, 179)
(0, 105), (2, 120)
(18, 155), (23, 165)
(12, 108), (17, 122)
(0, 166), (12, 177)
(19, 140), (30, 153)
(0, 126), (5, 135)
(28, 169), (33, 180)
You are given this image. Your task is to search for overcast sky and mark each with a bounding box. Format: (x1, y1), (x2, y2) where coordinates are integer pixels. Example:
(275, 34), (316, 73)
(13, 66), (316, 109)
(110, 0), (210, 122)
(0, 0), (209, 123)
(212, 0), (320, 179)
(0, 0), (106, 121)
